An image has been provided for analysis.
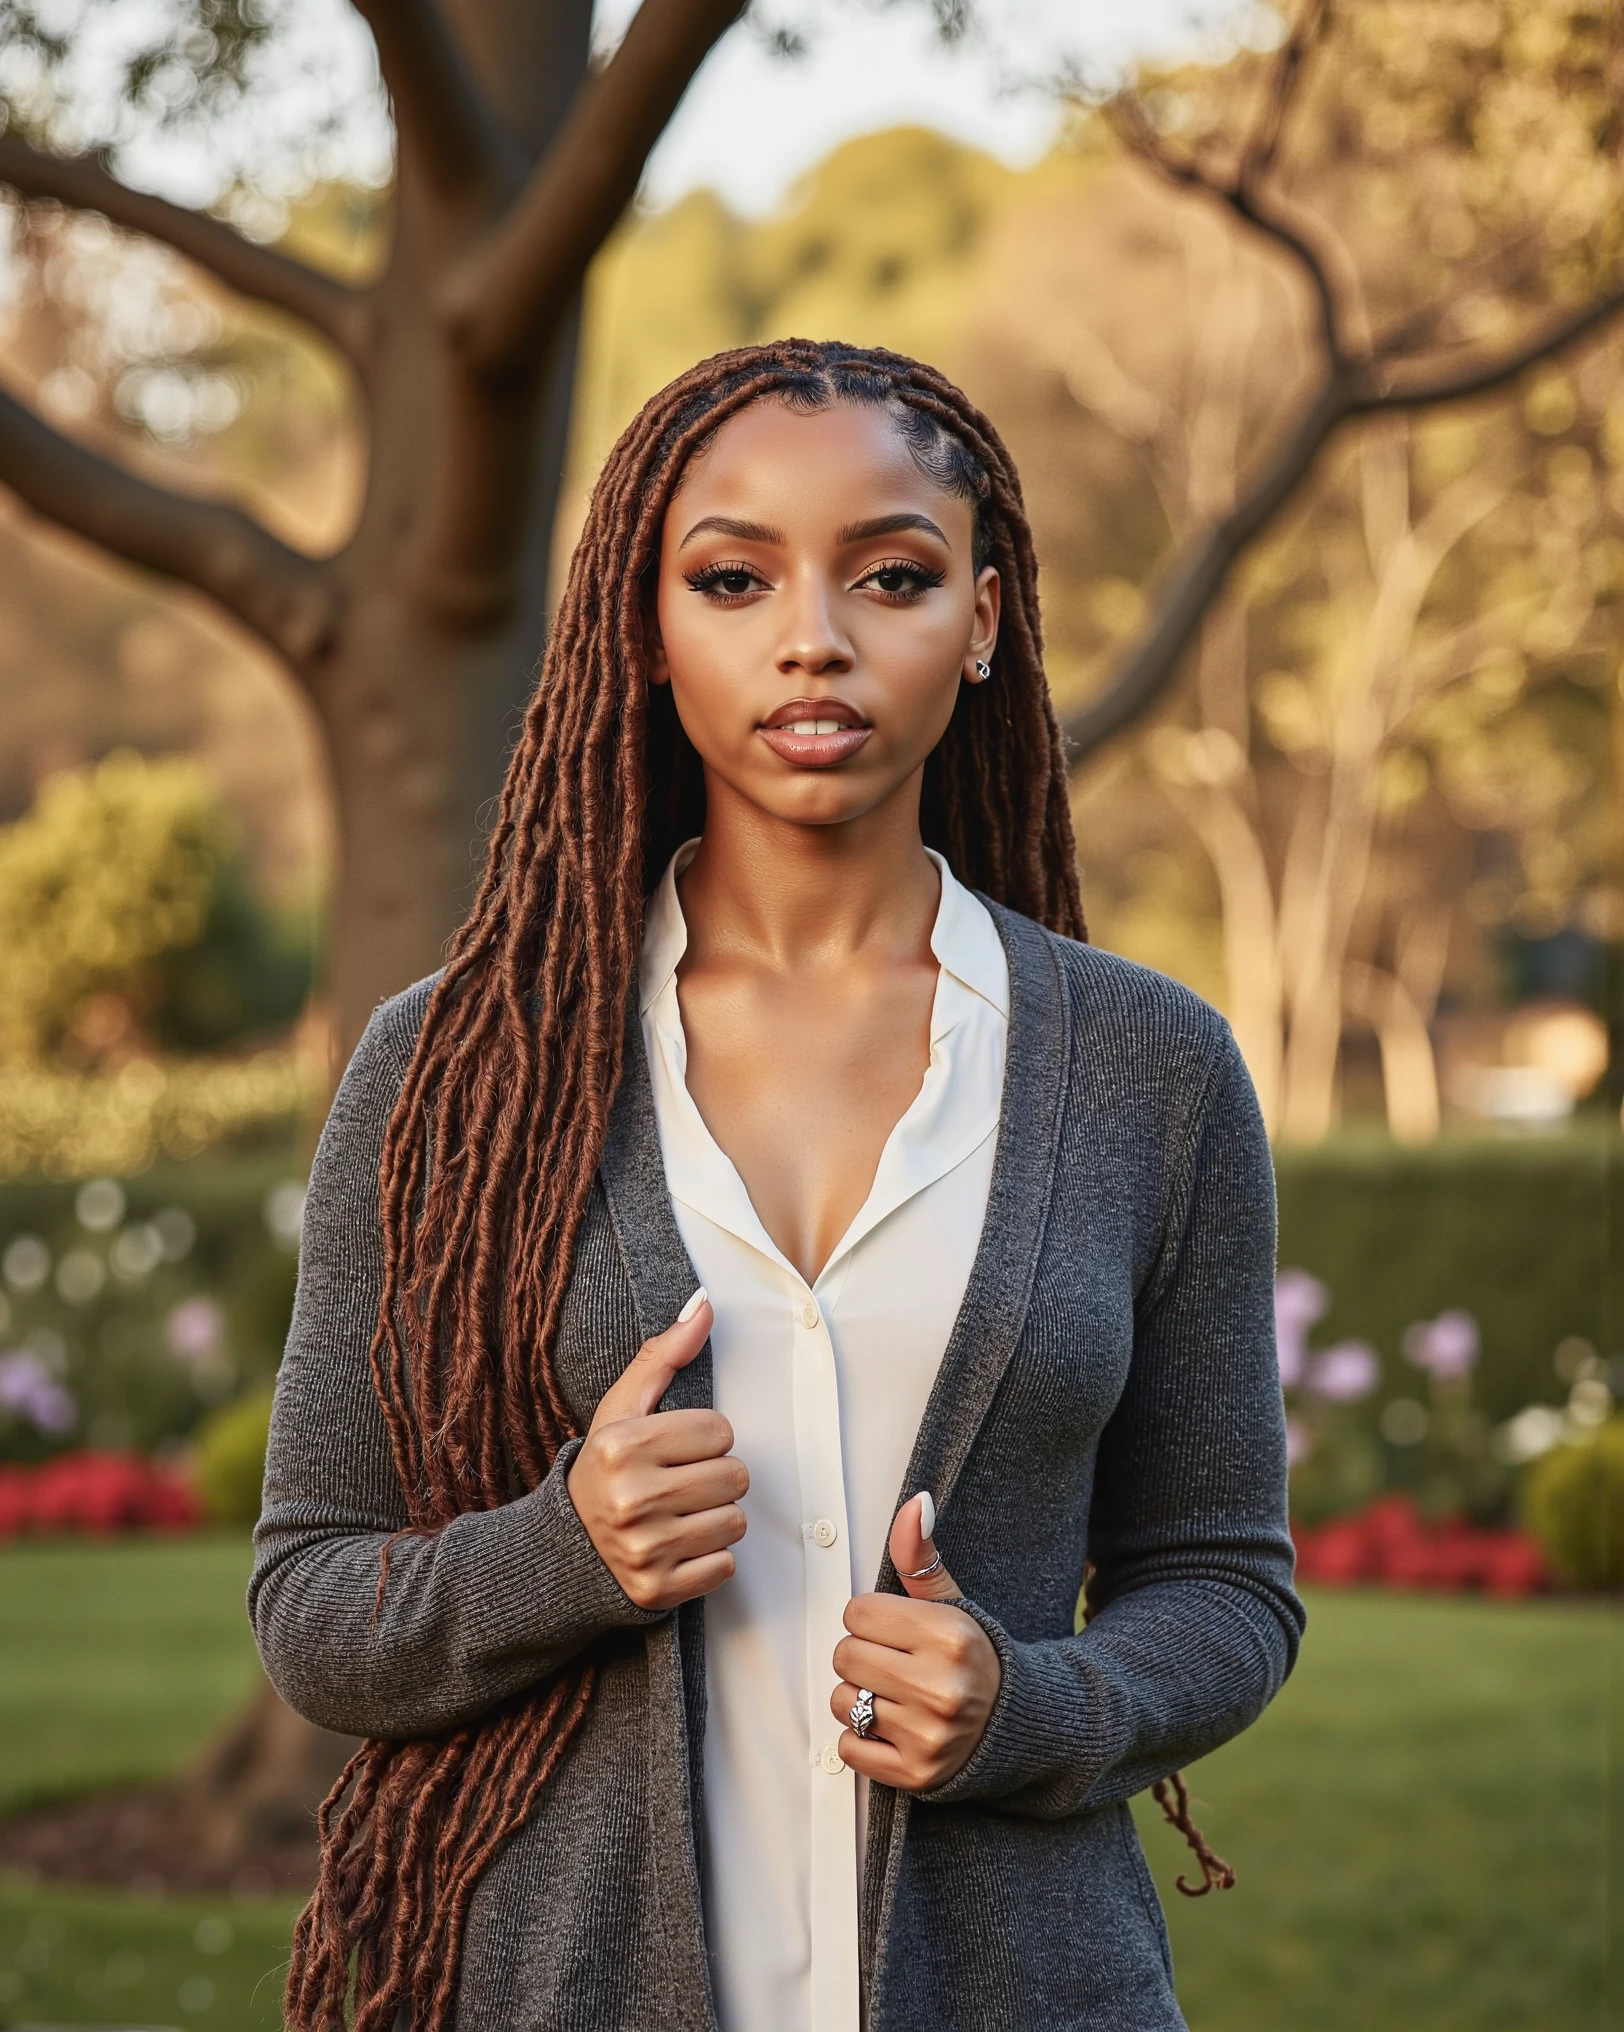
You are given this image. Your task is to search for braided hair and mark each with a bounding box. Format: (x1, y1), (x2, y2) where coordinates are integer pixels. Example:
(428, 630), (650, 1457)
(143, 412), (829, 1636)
(286, 339), (1084, 2030)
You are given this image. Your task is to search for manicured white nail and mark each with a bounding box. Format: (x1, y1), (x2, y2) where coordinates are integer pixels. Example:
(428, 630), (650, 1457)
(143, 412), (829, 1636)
(677, 1286), (708, 1324)
(914, 1490), (935, 1541)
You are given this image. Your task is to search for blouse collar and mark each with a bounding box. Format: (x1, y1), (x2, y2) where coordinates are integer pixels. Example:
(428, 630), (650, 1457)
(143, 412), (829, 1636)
(638, 839), (1010, 1024)
(636, 838), (1009, 1292)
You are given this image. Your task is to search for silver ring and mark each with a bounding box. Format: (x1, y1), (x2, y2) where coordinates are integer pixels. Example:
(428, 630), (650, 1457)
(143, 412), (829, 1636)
(849, 1688), (876, 1739)
(902, 1550), (943, 1581)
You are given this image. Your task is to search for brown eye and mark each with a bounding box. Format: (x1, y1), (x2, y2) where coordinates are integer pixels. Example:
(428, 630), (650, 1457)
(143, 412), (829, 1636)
(857, 560), (946, 600)
(683, 562), (764, 601)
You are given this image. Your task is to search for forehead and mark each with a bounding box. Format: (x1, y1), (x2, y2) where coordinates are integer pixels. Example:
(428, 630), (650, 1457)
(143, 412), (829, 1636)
(665, 398), (972, 539)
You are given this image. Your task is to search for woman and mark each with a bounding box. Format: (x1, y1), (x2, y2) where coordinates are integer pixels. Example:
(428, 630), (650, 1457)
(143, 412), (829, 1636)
(253, 338), (1303, 2032)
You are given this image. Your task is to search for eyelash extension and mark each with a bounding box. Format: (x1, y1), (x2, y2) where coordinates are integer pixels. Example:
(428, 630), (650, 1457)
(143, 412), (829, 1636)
(682, 556), (948, 602)
(682, 560), (761, 599)
(856, 558), (947, 597)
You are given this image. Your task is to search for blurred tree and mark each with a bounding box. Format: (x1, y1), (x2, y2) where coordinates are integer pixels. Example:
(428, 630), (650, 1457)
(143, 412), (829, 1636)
(1057, 0), (1624, 767)
(982, 0), (1623, 1137)
(0, 0), (744, 1051)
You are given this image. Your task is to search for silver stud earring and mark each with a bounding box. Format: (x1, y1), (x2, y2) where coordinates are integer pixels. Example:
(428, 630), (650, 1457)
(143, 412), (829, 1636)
(974, 659), (992, 680)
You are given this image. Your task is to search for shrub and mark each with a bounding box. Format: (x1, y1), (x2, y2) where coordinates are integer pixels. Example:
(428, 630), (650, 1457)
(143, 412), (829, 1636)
(1275, 1130), (1621, 1425)
(192, 1383), (276, 1526)
(0, 1450), (200, 1537)
(1521, 1420), (1624, 1590)
(0, 1157), (302, 1464)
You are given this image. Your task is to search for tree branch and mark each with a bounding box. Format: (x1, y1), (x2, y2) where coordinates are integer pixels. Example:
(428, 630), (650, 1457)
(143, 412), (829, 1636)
(1060, 375), (1355, 759)
(1110, 95), (1349, 366)
(1244, 0), (1331, 179)
(0, 140), (369, 361)
(1060, 269), (1624, 764)
(0, 380), (341, 670)
(439, 0), (744, 379)
(347, 0), (503, 195)
(1357, 280), (1624, 412)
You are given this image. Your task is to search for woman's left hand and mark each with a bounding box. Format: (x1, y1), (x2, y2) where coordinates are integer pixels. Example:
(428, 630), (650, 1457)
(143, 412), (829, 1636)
(830, 1493), (1000, 1792)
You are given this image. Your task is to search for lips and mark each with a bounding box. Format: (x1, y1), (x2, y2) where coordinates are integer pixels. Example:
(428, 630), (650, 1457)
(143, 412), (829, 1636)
(757, 696), (873, 769)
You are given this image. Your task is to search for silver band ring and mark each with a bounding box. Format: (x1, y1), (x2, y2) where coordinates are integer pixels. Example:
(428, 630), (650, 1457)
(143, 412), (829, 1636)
(902, 1550), (943, 1581)
(849, 1688), (876, 1739)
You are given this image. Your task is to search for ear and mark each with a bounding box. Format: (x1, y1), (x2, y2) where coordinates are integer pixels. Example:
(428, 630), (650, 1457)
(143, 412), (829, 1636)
(964, 563), (1001, 684)
(644, 589), (671, 689)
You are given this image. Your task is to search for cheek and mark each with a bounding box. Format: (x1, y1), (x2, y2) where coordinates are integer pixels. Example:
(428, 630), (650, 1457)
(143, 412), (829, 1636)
(656, 582), (761, 722)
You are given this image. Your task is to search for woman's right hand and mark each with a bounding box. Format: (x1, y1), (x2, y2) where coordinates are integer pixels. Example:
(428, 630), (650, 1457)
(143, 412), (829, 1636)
(566, 1290), (747, 1612)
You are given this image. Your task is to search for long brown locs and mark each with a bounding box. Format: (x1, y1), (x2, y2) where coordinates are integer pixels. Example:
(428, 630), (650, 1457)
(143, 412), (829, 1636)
(285, 338), (1084, 2031)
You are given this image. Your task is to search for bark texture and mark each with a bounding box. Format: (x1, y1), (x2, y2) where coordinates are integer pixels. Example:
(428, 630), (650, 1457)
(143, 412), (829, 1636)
(0, 0), (743, 1051)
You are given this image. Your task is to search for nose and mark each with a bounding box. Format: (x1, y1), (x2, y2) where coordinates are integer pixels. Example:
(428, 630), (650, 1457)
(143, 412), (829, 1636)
(775, 565), (854, 677)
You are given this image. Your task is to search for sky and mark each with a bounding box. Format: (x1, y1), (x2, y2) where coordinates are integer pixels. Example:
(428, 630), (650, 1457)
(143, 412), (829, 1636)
(604, 0), (1274, 217)
(72, 0), (1273, 224)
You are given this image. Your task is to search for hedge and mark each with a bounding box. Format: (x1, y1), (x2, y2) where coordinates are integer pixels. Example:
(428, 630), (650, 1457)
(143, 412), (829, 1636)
(0, 1129), (1616, 1449)
(1274, 1128), (1621, 1421)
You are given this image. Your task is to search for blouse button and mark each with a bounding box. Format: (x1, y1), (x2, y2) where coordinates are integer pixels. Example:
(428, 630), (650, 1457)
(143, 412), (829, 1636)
(820, 1744), (845, 1774)
(801, 1299), (820, 1329)
(811, 1518), (838, 1548)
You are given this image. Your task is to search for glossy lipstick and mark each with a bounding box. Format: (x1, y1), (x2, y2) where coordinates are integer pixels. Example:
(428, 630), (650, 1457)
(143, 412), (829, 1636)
(756, 696), (872, 769)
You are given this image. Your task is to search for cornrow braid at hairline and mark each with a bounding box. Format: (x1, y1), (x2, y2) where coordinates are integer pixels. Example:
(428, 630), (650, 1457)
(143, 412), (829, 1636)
(285, 338), (1086, 2032)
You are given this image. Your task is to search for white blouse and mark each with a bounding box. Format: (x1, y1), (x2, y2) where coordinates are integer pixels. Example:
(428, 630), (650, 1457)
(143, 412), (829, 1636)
(638, 841), (1009, 2032)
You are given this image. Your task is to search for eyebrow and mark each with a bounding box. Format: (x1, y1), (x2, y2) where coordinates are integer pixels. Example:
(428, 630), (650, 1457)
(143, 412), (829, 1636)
(836, 512), (951, 547)
(677, 515), (787, 550)
(675, 509), (953, 551)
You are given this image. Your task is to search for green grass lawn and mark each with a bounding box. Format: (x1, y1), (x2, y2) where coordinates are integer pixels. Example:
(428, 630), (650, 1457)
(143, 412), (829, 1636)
(0, 1537), (297, 2029)
(1135, 1590), (1619, 2032)
(0, 1541), (1615, 2030)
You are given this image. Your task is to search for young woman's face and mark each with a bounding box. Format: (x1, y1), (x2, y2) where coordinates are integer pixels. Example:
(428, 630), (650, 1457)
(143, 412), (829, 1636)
(647, 399), (999, 831)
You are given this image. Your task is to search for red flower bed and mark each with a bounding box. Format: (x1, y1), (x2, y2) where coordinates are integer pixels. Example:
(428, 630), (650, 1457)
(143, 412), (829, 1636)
(0, 1450), (200, 1538)
(1292, 1495), (1548, 1597)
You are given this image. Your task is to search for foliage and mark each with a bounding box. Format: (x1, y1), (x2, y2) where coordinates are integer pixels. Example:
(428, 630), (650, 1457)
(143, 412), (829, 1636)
(1520, 1416), (1624, 1589)
(1291, 1493), (1547, 1594)
(0, 1158), (302, 1463)
(0, 753), (319, 1178)
(1270, 1127), (1619, 1524)
(191, 1383), (273, 1527)
(0, 1450), (199, 1535)
(0, 1047), (318, 1180)
(0, 751), (225, 1062)
(0, 750), (313, 1066)
(1274, 1129), (1621, 1425)
(0, 0), (389, 231)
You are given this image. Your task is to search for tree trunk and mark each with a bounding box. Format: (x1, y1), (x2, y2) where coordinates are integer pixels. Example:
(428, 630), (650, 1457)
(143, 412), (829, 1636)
(0, 0), (750, 1897)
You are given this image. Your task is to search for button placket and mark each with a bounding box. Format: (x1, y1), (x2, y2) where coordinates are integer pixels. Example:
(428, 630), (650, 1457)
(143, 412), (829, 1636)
(787, 1278), (859, 2030)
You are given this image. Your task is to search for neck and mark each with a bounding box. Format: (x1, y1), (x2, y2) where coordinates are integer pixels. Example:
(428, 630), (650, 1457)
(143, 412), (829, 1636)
(676, 771), (940, 973)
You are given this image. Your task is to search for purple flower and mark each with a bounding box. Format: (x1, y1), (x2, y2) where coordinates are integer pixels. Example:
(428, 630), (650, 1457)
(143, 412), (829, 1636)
(165, 1296), (226, 1363)
(1308, 1340), (1381, 1403)
(1285, 1415), (1315, 1465)
(0, 1350), (77, 1434)
(1403, 1310), (1480, 1380)
(1274, 1268), (1329, 1389)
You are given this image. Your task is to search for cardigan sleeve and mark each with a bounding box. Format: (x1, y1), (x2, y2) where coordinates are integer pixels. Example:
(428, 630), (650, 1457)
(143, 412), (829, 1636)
(248, 996), (661, 1742)
(921, 1025), (1304, 1817)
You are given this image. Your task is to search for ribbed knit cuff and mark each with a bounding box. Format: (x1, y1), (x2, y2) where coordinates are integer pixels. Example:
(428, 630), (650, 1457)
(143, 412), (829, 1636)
(915, 1600), (1096, 1809)
(455, 1436), (667, 1663)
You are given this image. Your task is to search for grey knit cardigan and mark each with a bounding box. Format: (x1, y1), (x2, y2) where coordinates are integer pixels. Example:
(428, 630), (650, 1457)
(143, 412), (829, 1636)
(251, 901), (1304, 2031)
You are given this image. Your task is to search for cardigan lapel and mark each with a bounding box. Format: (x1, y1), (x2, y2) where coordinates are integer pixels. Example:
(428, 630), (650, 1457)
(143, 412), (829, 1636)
(885, 901), (1069, 1562)
(599, 1007), (718, 2032)
(860, 902), (1071, 2016)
